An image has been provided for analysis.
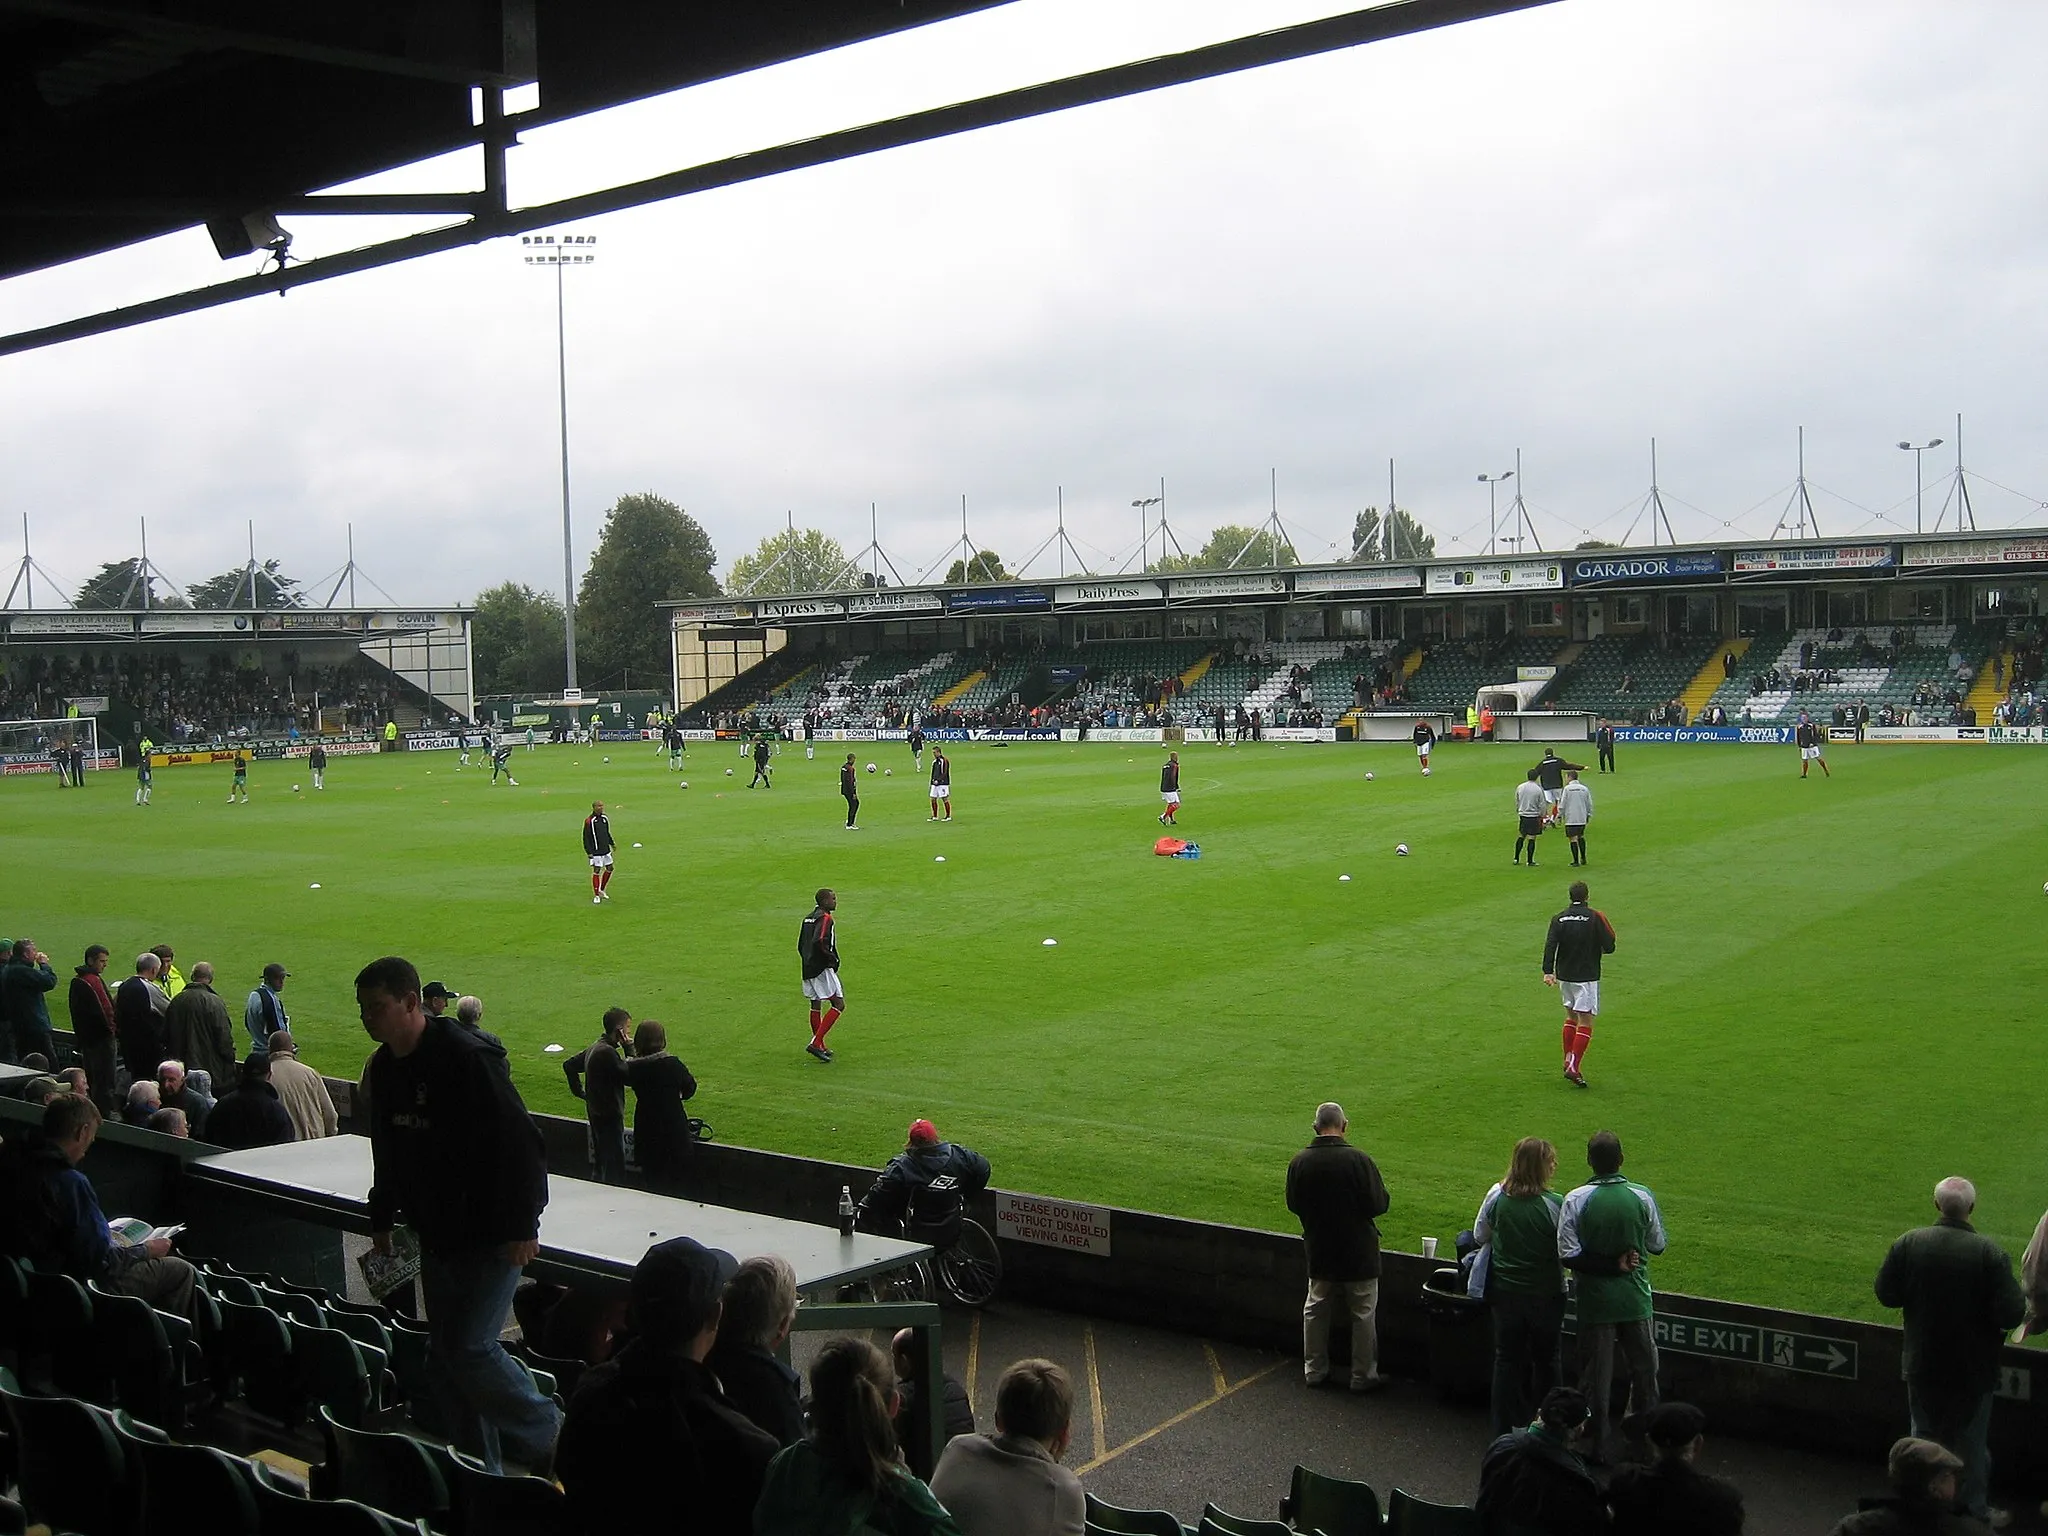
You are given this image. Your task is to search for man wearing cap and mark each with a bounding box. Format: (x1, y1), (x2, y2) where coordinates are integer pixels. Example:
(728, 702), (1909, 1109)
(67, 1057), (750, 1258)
(1875, 1176), (2024, 1529)
(357, 953), (558, 1474)
(1475, 1386), (1608, 1536)
(423, 980), (458, 1020)
(1830, 1439), (1985, 1536)
(265, 1033), (338, 1140)
(1285, 1101), (1391, 1393)
(859, 1119), (991, 1253)
(1605, 1402), (1745, 1535)
(556, 1237), (780, 1536)
(244, 963), (289, 1059)
(563, 1008), (631, 1185)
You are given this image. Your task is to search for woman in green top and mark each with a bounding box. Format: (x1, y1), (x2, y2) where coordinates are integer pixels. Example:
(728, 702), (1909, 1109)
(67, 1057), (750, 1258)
(1473, 1137), (1567, 1436)
(754, 1337), (963, 1536)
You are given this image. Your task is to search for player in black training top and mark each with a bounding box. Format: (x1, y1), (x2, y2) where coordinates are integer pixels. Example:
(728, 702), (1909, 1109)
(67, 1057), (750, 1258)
(928, 748), (952, 821)
(750, 735), (773, 789)
(1158, 751), (1181, 826)
(908, 725), (925, 770)
(1413, 718), (1436, 774)
(583, 801), (616, 903)
(840, 753), (860, 830)
(1542, 879), (1616, 1087)
(1795, 714), (1830, 779)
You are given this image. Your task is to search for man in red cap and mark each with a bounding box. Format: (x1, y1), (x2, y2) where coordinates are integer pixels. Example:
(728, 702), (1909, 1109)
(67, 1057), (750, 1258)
(857, 1119), (991, 1253)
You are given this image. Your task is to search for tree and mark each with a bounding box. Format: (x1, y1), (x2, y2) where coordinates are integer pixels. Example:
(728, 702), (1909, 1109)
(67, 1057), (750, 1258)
(75, 559), (184, 609)
(725, 527), (852, 595)
(1349, 509), (1383, 562)
(1575, 539), (1619, 551)
(186, 559), (299, 609)
(1190, 525), (1297, 570)
(471, 582), (568, 696)
(577, 492), (720, 689)
(944, 550), (1010, 584)
(1381, 508), (1436, 562)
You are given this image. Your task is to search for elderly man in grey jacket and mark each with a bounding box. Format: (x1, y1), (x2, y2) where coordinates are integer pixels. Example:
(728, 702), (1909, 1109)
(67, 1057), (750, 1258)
(266, 1033), (338, 1141)
(930, 1359), (1084, 1536)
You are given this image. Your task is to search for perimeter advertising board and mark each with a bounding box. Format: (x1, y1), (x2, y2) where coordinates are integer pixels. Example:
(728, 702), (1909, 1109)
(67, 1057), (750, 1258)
(1611, 726), (1797, 744)
(1732, 546), (1893, 574)
(1054, 580), (1162, 606)
(8, 613), (134, 635)
(1569, 553), (1723, 584)
(1292, 566), (1424, 594)
(845, 590), (945, 616)
(993, 1192), (1112, 1256)
(1425, 560), (1563, 594)
(944, 587), (1050, 612)
(757, 598), (844, 622)
(1166, 571), (1289, 600)
(1902, 535), (2048, 568)
(139, 613), (255, 634)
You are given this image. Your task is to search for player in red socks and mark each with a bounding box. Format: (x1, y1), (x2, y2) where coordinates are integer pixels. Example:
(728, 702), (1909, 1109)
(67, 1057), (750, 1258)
(583, 801), (616, 904)
(1158, 752), (1181, 824)
(799, 887), (844, 1062)
(1542, 879), (1616, 1087)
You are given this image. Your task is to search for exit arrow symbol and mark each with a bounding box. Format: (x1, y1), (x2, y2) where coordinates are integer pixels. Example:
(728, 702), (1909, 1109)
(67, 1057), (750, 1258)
(1805, 1343), (1848, 1371)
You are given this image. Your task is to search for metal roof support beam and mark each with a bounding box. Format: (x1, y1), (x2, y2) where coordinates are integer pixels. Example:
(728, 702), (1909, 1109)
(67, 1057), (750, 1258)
(0, 0), (1554, 358)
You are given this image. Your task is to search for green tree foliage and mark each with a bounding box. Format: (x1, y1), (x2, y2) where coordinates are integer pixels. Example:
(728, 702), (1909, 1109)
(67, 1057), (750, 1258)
(1575, 539), (1619, 550)
(186, 559), (299, 609)
(471, 583), (568, 696)
(75, 559), (183, 609)
(1348, 506), (1435, 562)
(577, 492), (720, 688)
(1349, 509), (1383, 561)
(725, 527), (852, 595)
(1192, 525), (1297, 570)
(944, 550), (1011, 584)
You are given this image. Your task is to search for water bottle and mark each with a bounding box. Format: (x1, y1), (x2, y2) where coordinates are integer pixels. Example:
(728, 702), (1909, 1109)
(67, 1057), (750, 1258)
(837, 1185), (855, 1238)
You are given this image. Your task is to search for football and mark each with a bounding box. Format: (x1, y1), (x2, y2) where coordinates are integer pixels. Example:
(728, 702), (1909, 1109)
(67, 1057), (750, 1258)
(1396, 843), (1410, 856)
(885, 767), (893, 776)
(602, 756), (610, 763)
(865, 763), (877, 773)
(1364, 772), (1375, 781)
(679, 781), (689, 789)
(1422, 767), (1432, 777)
(291, 784), (300, 792)
(725, 768), (733, 776)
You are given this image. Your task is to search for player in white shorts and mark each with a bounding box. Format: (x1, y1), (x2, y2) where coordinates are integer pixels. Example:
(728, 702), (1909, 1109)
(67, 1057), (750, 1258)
(928, 747), (953, 821)
(1412, 718), (1436, 773)
(1542, 879), (1616, 1087)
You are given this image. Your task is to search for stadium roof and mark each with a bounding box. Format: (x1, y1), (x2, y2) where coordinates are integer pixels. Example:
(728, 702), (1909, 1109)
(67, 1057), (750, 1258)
(664, 527), (2048, 626)
(0, 606), (468, 639)
(0, 0), (1557, 355)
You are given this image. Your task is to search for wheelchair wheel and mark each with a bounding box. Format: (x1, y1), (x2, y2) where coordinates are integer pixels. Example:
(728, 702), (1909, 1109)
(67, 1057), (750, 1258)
(934, 1219), (1002, 1308)
(867, 1260), (932, 1306)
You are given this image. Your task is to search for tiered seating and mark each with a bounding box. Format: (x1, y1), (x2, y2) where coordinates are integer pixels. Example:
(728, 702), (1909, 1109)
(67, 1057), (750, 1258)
(1404, 637), (1561, 711)
(946, 656), (1033, 715)
(1703, 623), (1986, 720)
(1085, 1464), (1471, 1536)
(1063, 641), (1210, 720)
(1547, 634), (1719, 721)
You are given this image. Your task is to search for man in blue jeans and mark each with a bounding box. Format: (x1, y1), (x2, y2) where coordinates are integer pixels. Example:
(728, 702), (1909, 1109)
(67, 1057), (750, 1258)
(357, 954), (560, 1473)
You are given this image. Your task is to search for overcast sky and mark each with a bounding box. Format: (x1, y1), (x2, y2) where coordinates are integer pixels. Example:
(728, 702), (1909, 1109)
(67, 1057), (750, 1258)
(3, 0), (2045, 608)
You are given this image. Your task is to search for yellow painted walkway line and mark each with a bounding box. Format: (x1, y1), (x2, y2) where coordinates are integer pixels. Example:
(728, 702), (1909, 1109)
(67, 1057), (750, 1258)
(1073, 1349), (1288, 1476)
(933, 669), (986, 709)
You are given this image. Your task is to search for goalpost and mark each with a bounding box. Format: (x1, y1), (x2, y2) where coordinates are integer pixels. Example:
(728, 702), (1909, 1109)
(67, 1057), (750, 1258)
(0, 717), (110, 774)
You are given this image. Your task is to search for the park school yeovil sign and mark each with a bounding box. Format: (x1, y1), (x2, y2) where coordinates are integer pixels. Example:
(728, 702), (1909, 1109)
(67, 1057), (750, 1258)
(993, 1193), (1113, 1256)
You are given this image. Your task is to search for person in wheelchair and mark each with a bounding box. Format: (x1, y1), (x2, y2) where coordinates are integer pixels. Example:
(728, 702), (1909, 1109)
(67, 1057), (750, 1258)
(857, 1118), (991, 1252)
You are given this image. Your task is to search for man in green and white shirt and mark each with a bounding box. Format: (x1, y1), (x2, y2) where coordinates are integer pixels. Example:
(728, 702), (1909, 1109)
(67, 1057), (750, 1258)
(1558, 1130), (1666, 1461)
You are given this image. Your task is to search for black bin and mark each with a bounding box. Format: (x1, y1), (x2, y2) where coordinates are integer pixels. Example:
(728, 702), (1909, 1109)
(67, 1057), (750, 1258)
(1420, 1266), (1490, 1403)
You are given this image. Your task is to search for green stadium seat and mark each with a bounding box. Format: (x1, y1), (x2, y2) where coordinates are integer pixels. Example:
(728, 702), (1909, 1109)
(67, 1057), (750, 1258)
(88, 1282), (211, 1432)
(0, 1369), (133, 1536)
(260, 1284), (326, 1328)
(1199, 1504), (1292, 1536)
(247, 1461), (429, 1536)
(312, 1405), (450, 1524)
(285, 1318), (383, 1429)
(1084, 1492), (1193, 1536)
(1384, 1487), (1482, 1534)
(111, 1410), (261, 1536)
(216, 1295), (298, 1423)
(1279, 1464), (1381, 1535)
(443, 1445), (578, 1536)
(0, 1255), (27, 1356)
(27, 1268), (111, 1405)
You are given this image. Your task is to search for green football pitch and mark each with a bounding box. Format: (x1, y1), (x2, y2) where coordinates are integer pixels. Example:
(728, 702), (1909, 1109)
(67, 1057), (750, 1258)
(7, 735), (2042, 1321)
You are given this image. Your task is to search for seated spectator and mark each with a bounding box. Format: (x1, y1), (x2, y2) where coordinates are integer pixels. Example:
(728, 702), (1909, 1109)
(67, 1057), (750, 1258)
(1829, 1437), (1983, 1535)
(0, 1094), (197, 1315)
(147, 1107), (189, 1138)
(56, 1066), (88, 1099)
(893, 1325), (976, 1477)
(123, 1079), (162, 1127)
(930, 1358), (1085, 1536)
(157, 1060), (213, 1139)
(555, 1237), (778, 1536)
(18, 1052), (49, 1074)
(755, 1336), (963, 1536)
(20, 1076), (60, 1105)
(204, 1054), (295, 1149)
(1476, 1387), (1607, 1535)
(265, 1032), (339, 1140)
(1605, 1402), (1744, 1535)
(705, 1253), (805, 1446)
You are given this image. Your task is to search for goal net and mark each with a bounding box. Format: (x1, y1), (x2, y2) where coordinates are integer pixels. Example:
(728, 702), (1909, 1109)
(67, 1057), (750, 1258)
(0, 717), (110, 775)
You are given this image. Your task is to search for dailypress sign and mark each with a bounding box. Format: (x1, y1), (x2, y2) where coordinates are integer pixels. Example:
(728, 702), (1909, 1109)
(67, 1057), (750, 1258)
(1055, 580), (1163, 606)
(993, 1192), (1112, 1256)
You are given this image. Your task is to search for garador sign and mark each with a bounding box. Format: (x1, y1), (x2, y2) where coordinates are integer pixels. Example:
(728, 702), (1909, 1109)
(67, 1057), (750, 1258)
(1570, 553), (1723, 583)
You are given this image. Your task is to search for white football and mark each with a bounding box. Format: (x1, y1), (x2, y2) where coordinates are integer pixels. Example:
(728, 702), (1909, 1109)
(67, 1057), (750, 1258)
(1364, 772), (1375, 781)
(292, 784), (300, 792)
(1422, 767), (1432, 777)
(865, 763), (877, 773)
(1396, 843), (1410, 856)
(602, 756), (610, 763)
(725, 768), (733, 776)
(885, 768), (893, 776)
(679, 781), (689, 789)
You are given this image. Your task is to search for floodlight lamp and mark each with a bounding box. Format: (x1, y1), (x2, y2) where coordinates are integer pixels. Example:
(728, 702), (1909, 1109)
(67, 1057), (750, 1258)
(1897, 442), (1912, 450)
(1930, 438), (1943, 448)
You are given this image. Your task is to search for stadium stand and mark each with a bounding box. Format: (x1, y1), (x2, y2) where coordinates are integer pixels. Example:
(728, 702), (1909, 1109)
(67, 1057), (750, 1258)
(1545, 634), (1721, 723)
(1401, 636), (1562, 711)
(1700, 622), (1992, 722)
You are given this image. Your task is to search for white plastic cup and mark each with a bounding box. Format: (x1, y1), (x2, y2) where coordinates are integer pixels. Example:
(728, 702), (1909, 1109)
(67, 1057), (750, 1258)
(1421, 1237), (1439, 1261)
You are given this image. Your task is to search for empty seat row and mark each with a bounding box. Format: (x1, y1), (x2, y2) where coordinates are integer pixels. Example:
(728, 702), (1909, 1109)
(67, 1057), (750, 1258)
(1085, 1466), (1477, 1536)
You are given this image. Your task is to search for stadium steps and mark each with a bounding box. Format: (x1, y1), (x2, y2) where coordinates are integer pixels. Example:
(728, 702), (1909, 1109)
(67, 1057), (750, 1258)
(1398, 646), (1424, 680)
(1965, 651), (2011, 721)
(766, 664), (817, 700)
(1178, 653), (1215, 688)
(1680, 638), (1748, 719)
(1551, 640), (1588, 669)
(932, 670), (986, 709)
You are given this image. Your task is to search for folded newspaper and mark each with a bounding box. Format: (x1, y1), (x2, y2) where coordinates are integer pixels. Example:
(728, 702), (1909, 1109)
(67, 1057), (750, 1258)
(108, 1217), (184, 1247)
(357, 1227), (422, 1301)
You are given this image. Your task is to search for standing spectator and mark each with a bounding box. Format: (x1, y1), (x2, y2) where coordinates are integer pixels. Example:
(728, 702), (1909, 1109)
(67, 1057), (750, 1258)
(563, 1008), (631, 1185)
(265, 1033), (338, 1140)
(754, 1336), (963, 1536)
(706, 1254), (805, 1446)
(1605, 1402), (1746, 1535)
(244, 962), (289, 1058)
(1284, 1101), (1391, 1393)
(1559, 1131), (1667, 1463)
(555, 1237), (779, 1536)
(0, 937), (58, 1065)
(1828, 1438), (1982, 1536)
(150, 944), (185, 1000)
(204, 1055), (295, 1149)
(423, 980), (459, 1022)
(156, 1061), (213, 1140)
(930, 1358), (1086, 1536)
(1476, 1387), (1608, 1535)
(453, 995), (511, 1077)
(892, 1326), (976, 1479)
(0, 1095), (198, 1316)
(623, 1020), (697, 1193)
(840, 752), (861, 830)
(116, 952), (169, 1082)
(67, 945), (118, 1111)
(357, 954), (560, 1473)
(164, 961), (237, 1087)
(1874, 1176), (2024, 1528)
(1474, 1137), (1566, 1436)
(1595, 721), (1616, 774)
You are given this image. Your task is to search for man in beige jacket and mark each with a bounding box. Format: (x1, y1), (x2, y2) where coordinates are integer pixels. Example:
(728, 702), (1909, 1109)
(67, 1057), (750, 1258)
(266, 1031), (338, 1140)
